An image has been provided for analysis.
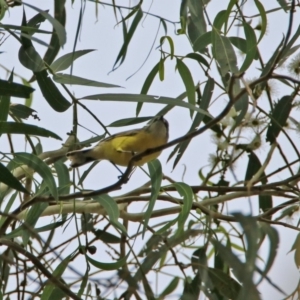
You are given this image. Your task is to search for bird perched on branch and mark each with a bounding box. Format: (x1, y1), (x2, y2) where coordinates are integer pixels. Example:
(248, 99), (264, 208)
(66, 116), (169, 168)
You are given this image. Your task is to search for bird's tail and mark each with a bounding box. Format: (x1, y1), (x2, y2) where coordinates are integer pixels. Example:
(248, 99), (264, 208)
(66, 149), (95, 168)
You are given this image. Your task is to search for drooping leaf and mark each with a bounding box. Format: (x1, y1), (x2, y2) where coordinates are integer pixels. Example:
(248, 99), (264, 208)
(213, 33), (238, 76)
(35, 69), (71, 112)
(142, 159), (162, 237)
(168, 78), (214, 168)
(13, 153), (58, 200)
(187, 0), (207, 47)
(22, 202), (48, 246)
(41, 255), (73, 300)
(240, 22), (257, 72)
(113, 9), (143, 70)
(177, 58), (196, 116)
(174, 182), (193, 235)
(253, 0), (267, 43)
(93, 194), (127, 234)
(208, 268), (241, 299)
(23, 2), (67, 46)
(43, 0), (66, 65)
(266, 95), (293, 143)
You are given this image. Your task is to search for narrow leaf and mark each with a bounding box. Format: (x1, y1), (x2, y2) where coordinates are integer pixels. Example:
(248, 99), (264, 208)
(82, 93), (212, 117)
(266, 95), (293, 143)
(142, 159), (162, 237)
(0, 122), (61, 140)
(87, 254), (127, 270)
(35, 69), (71, 112)
(174, 182), (193, 234)
(0, 163), (29, 194)
(94, 194), (127, 234)
(113, 9), (143, 69)
(14, 153), (58, 200)
(53, 73), (120, 88)
(50, 49), (96, 73)
(177, 59), (196, 116)
(0, 80), (35, 98)
(23, 2), (66, 46)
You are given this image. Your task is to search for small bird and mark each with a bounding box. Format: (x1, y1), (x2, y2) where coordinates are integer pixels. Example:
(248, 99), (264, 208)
(66, 116), (169, 168)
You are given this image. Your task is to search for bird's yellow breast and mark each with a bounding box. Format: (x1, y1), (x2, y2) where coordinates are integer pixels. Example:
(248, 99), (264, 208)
(92, 130), (167, 166)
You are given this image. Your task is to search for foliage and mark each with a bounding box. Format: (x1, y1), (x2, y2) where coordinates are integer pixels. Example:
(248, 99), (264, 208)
(0, 0), (300, 299)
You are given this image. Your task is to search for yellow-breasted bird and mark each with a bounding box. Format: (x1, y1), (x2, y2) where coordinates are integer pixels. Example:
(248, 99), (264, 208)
(66, 116), (169, 168)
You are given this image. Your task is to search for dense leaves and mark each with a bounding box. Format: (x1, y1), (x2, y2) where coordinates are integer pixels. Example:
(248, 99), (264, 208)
(0, 1), (300, 300)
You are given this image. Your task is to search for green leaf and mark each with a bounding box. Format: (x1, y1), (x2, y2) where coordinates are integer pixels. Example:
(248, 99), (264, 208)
(158, 57), (165, 81)
(27, 10), (47, 32)
(53, 73), (120, 88)
(81, 93), (212, 117)
(259, 195), (272, 216)
(0, 80), (35, 98)
(0, 122), (61, 140)
(253, 0), (267, 43)
(43, 0), (66, 65)
(23, 2), (66, 46)
(35, 69), (71, 112)
(54, 161), (70, 195)
(260, 223), (279, 280)
(229, 37), (259, 60)
(0, 24), (51, 35)
(18, 46), (45, 72)
(108, 116), (152, 127)
(193, 31), (212, 52)
(0, 163), (29, 194)
(245, 151), (267, 184)
(41, 255), (72, 300)
(212, 237), (260, 300)
(208, 268), (241, 298)
(138, 62), (160, 115)
(159, 277), (180, 298)
(174, 182), (193, 234)
(176, 58), (196, 116)
(240, 22), (257, 72)
(186, 52), (209, 68)
(87, 254), (128, 270)
(50, 49), (96, 73)
(22, 202), (48, 246)
(213, 33), (238, 76)
(93, 194), (127, 234)
(187, 0), (206, 47)
(168, 78), (214, 168)
(276, 0), (289, 12)
(266, 95), (293, 143)
(0, 95), (10, 123)
(113, 9), (143, 69)
(140, 62), (159, 95)
(142, 159), (162, 237)
(9, 104), (37, 120)
(160, 36), (175, 59)
(14, 153), (58, 200)
(93, 229), (121, 244)
(0, 191), (18, 226)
